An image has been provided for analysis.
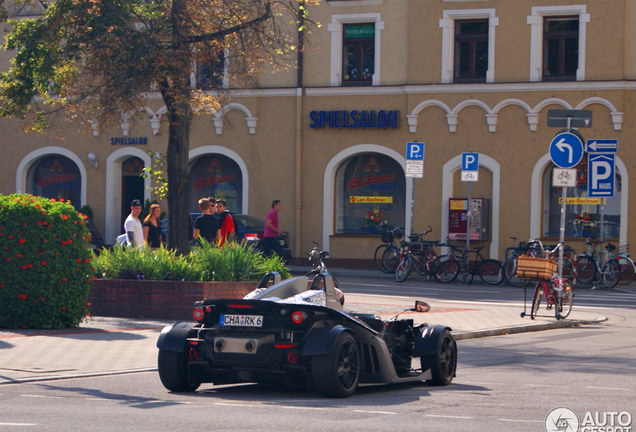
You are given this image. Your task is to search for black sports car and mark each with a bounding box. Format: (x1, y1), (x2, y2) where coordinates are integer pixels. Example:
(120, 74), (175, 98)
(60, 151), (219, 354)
(157, 272), (457, 398)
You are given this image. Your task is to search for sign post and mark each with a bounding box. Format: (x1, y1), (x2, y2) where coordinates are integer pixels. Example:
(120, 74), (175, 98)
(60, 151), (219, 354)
(548, 116), (586, 279)
(405, 142), (425, 236)
(461, 153), (479, 273)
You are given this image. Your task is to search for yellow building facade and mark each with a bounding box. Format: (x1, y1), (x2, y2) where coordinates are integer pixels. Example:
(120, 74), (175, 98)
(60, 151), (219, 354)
(1, 0), (634, 263)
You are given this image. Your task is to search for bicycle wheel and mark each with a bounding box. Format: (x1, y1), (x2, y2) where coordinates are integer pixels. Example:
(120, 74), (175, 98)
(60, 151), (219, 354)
(411, 250), (429, 277)
(530, 283), (542, 320)
(478, 259), (504, 285)
(381, 246), (400, 274)
(618, 257), (636, 285)
(602, 259), (620, 289)
(434, 257), (459, 283)
(457, 266), (474, 284)
(556, 280), (574, 320)
(576, 256), (597, 284)
(503, 257), (530, 287)
(374, 244), (389, 273)
(561, 258), (575, 279)
(395, 255), (412, 283)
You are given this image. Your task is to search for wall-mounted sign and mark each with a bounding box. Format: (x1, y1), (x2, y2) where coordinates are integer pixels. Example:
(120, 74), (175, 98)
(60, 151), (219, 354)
(349, 196), (393, 204)
(111, 137), (148, 145)
(309, 110), (399, 129)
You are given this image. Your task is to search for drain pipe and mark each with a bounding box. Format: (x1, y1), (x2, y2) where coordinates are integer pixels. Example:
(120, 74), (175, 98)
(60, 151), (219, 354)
(294, 2), (305, 260)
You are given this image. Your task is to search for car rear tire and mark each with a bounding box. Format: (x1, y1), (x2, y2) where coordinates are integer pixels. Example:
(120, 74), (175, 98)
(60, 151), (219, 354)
(312, 332), (360, 398)
(424, 329), (457, 386)
(158, 349), (200, 392)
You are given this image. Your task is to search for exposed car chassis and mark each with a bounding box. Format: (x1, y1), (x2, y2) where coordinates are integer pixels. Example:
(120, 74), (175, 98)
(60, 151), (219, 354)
(157, 272), (457, 398)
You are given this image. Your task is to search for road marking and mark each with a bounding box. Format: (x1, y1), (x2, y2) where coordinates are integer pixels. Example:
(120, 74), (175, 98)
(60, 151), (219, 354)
(214, 403), (257, 407)
(353, 410), (397, 415)
(0, 423), (36, 427)
(279, 406), (327, 411)
(498, 418), (544, 423)
(424, 414), (472, 419)
(586, 386), (632, 391)
(20, 394), (65, 399)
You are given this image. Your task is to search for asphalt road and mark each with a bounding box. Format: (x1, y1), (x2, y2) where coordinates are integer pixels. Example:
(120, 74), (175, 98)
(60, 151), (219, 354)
(1, 324), (634, 432)
(1, 275), (634, 431)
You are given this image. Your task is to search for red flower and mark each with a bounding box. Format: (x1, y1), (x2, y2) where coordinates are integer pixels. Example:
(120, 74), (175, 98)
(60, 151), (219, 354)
(62, 306), (66, 310)
(61, 277), (67, 282)
(77, 258), (82, 263)
(8, 235), (12, 239)
(59, 198), (64, 202)
(19, 239), (25, 244)
(62, 215), (68, 220)
(61, 240), (67, 245)
(6, 258), (10, 261)
(18, 294), (26, 300)
(27, 264), (32, 268)
(16, 254), (21, 258)
(42, 261), (46, 266)
(50, 198), (56, 202)
(21, 265), (26, 270)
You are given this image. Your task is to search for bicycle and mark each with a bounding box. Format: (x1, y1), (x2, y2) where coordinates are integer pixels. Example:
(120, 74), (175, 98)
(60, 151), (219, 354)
(575, 237), (620, 288)
(395, 229), (438, 283)
(502, 237), (536, 287)
(504, 238), (575, 286)
(374, 227), (403, 273)
(433, 239), (503, 285)
(607, 243), (636, 285)
(517, 240), (574, 320)
(531, 273), (574, 321)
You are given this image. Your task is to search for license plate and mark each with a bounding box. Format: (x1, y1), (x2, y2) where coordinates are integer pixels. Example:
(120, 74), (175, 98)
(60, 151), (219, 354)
(220, 314), (263, 327)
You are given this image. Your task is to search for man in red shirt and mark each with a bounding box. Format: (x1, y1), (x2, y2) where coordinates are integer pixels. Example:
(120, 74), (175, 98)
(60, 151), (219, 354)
(215, 199), (235, 246)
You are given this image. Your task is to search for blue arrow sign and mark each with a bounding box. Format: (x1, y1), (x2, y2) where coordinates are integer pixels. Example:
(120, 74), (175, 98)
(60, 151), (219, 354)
(549, 132), (584, 169)
(462, 152), (479, 171)
(406, 142), (424, 161)
(588, 153), (615, 198)
(586, 139), (618, 153)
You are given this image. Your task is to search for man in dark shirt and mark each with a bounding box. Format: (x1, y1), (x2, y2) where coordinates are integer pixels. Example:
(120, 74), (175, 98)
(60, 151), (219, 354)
(193, 198), (219, 245)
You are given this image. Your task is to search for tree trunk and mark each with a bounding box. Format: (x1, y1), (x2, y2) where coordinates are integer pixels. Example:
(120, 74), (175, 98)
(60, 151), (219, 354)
(165, 98), (193, 255)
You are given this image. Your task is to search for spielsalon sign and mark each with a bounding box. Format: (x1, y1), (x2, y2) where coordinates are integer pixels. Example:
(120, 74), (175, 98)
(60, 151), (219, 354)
(309, 110), (399, 129)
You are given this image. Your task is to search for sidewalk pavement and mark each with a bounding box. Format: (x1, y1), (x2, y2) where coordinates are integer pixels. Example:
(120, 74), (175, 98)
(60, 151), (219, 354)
(0, 267), (616, 385)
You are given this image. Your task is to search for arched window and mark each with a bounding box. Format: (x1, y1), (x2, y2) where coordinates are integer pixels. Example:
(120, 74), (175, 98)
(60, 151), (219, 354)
(542, 161), (621, 238)
(335, 153), (405, 234)
(188, 155), (243, 213)
(28, 155), (81, 210)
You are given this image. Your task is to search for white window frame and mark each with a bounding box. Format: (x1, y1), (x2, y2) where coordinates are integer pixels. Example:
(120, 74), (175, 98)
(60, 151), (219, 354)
(439, 9), (498, 84)
(527, 5), (590, 82)
(328, 13), (383, 86)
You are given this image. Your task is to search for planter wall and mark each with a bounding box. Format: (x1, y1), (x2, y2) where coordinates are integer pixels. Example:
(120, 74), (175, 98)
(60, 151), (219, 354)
(89, 279), (257, 320)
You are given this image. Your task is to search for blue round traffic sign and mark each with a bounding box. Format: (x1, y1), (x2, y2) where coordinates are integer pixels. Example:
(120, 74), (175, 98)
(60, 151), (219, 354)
(549, 132), (584, 169)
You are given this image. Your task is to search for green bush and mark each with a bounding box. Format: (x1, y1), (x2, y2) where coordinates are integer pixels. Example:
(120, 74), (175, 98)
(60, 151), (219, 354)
(93, 240), (291, 282)
(0, 194), (93, 329)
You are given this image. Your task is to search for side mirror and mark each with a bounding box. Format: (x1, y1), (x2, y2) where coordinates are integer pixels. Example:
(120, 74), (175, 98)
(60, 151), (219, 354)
(414, 300), (429, 312)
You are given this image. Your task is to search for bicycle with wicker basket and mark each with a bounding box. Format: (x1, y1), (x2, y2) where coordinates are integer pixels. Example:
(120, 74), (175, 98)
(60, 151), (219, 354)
(518, 240), (574, 321)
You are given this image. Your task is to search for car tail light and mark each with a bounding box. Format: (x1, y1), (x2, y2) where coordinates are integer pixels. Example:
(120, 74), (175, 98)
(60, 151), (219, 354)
(291, 311), (305, 324)
(274, 343), (297, 349)
(193, 308), (205, 321)
(245, 233), (260, 241)
(228, 304), (253, 309)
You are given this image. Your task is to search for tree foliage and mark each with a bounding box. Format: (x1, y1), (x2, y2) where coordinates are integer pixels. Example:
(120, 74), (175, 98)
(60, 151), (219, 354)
(0, 0), (314, 253)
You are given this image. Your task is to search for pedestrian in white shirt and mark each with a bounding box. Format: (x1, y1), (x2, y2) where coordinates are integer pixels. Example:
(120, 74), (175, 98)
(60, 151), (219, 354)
(124, 199), (145, 250)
